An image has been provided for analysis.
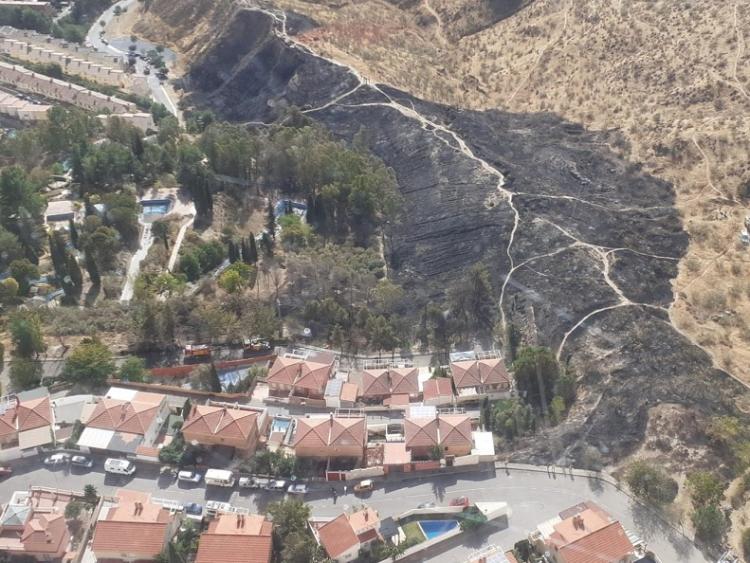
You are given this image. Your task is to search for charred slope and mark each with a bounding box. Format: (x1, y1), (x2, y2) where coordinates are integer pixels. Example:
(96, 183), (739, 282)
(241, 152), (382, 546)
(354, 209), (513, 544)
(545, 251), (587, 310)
(183, 7), (749, 463)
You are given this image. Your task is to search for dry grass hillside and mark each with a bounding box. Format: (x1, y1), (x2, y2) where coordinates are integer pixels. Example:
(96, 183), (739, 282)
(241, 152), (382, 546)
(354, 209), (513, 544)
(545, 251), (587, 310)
(243, 0), (750, 386)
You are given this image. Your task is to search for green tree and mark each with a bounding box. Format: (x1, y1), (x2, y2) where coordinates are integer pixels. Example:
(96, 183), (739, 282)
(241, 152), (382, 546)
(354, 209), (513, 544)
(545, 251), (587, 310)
(9, 358), (41, 391)
(687, 471), (725, 509)
(84, 248), (100, 286)
(83, 485), (99, 506)
(549, 395), (566, 425)
(0, 165), (42, 231)
(266, 498), (311, 543)
(119, 356), (147, 382)
(61, 337), (114, 387)
(266, 200), (276, 240)
(218, 262), (253, 294)
(179, 252), (201, 282)
(64, 500), (83, 520)
(279, 214), (312, 248)
(242, 235), (258, 265)
(513, 346), (560, 410)
(691, 504), (726, 545)
(742, 528), (750, 561)
(281, 530), (321, 563)
(554, 372), (577, 408)
(0, 278), (19, 305)
(9, 311), (46, 358)
(626, 461), (679, 505)
(9, 259), (39, 296)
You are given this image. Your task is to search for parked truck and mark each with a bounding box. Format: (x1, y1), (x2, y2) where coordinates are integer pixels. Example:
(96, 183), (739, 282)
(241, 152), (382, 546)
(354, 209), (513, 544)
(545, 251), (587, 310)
(205, 469), (235, 487)
(183, 344), (211, 364)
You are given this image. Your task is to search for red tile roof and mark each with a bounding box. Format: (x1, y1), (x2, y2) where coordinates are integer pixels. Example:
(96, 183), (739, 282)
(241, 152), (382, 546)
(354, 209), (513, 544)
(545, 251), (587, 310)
(195, 514), (272, 563)
(555, 521), (634, 563)
(361, 370), (391, 397)
(318, 514), (359, 559)
(389, 368), (419, 395)
(359, 368), (418, 398)
(20, 512), (69, 556)
(182, 405), (258, 442)
(451, 358), (510, 389)
(16, 396), (52, 432)
(404, 417), (439, 449)
(86, 397), (162, 435)
(267, 357), (333, 394)
(0, 408), (17, 439)
(293, 416), (366, 451)
(422, 378), (454, 402)
(92, 521), (169, 558)
(404, 415), (472, 450)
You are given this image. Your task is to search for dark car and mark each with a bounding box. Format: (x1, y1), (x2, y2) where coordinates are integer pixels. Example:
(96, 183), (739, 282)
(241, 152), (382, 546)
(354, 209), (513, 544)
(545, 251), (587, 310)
(184, 503), (203, 516)
(0, 466), (12, 478)
(70, 455), (94, 469)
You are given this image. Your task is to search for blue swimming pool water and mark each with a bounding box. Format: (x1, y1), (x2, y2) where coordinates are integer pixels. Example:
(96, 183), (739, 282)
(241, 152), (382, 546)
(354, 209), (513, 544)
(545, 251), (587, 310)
(271, 417), (291, 434)
(141, 199), (171, 217)
(418, 520), (459, 540)
(218, 368), (247, 390)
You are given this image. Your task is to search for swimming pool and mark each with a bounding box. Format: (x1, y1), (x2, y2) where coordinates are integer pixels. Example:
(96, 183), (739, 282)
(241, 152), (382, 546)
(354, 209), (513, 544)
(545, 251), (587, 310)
(270, 417), (291, 434)
(140, 199), (172, 217)
(418, 520), (459, 540)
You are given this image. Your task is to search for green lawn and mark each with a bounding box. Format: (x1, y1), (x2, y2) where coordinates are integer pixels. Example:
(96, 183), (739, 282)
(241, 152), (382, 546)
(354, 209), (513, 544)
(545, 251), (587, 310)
(401, 521), (426, 545)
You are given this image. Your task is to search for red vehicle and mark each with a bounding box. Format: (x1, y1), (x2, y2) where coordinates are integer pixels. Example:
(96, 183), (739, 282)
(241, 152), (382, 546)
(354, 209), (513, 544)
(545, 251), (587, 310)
(243, 338), (271, 357)
(0, 466), (12, 479)
(183, 344), (212, 364)
(449, 496), (470, 507)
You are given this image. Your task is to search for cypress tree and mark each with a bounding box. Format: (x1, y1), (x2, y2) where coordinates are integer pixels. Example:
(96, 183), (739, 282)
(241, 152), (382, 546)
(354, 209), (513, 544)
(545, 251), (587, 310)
(48, 232), (68, 283)
(228, 240), (239, 263)
(66, 254), (83, 297)
(266, 200), (276, 240)
(248, 235), (258, 264)
(84, 248), (100, 286)
(68, 219), (79, 249)
(209, 361), (222, 393)
(240, 237), (250, 265)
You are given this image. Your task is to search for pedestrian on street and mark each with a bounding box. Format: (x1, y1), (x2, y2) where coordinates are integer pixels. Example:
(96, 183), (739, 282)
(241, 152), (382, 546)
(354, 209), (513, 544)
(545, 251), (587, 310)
(344, 485), (347, 495)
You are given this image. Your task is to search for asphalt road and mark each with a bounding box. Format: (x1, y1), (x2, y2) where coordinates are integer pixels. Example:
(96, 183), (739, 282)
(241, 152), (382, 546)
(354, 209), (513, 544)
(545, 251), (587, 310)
(0, 457), (709, 563)
(85, 0), (180, 119)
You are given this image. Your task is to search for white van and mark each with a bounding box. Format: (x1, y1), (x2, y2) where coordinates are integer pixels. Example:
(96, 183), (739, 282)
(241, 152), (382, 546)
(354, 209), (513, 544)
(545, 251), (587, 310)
(204, 469), (235, 487)
(104, 458), (136, 475)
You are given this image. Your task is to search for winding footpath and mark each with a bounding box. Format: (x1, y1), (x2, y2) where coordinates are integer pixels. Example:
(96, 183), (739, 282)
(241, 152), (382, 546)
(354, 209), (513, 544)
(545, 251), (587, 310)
(243, 6), (688, 363)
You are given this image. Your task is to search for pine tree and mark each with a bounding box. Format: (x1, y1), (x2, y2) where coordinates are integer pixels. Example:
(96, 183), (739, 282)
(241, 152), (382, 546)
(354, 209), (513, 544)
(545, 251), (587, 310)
(68, 219), (79, 249)
(161, 303), (175, 344)
(48, 232), (67, 278)
(266, 200), (276, 240)
(209, 362), (222, 392)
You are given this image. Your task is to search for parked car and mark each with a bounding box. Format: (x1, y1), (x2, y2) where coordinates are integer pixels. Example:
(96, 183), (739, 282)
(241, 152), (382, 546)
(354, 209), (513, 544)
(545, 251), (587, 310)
(184, 503), (203, 519)
(450, 496), (470, 507)
(177, 470), (202, 484)
(243, 337), (271, 356)
(239, 476), (269, 489)
(265, 479), (287, 492)
(417, 502), (436, 509)
(0, 466), (12, 478)
(287, 483), (308, 495)
(353, 479), (374, 494)
(43, 453), (70, 467)
(70, 455), (94, 469)
(104, 458), (136, 476)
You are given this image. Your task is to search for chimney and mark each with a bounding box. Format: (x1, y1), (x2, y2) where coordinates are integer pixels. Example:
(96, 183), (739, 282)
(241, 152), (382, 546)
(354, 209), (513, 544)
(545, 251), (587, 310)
(236, 514), (241, 528)
(364, 511), (369, 522)
(133, 503), (139, 516)
(241, 514), (245, 528)
(330, 413), (334, 426)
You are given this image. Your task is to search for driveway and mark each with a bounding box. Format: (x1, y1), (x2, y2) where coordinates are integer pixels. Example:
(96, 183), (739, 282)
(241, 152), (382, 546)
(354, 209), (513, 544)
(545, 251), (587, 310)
(0, 458), (710, 562)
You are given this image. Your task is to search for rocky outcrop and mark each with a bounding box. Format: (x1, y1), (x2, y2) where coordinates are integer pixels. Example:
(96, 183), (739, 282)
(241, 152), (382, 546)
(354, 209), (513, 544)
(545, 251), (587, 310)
(179, 5), (749, 464)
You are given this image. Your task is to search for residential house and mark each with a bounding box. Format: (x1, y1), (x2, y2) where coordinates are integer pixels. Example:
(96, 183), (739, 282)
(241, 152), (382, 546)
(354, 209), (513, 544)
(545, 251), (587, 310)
(77, 388), (169, 455)
(292, 415), (366, 461)
(0, 488), (85, 561)
(450, 358), (511, 402)
(266, 353), (335, 400)
(422, 378), (455, 407)
(354, 368), (419, 404)
(314, 507), (380, 562)
(324, 379), (359, 409)
(181, 404), (266, 455)
(404, 413), (473, 460)
(0, 388), (57, 455)
(91, 489), (179, 562)
(531, 501), (638, 563)
(194, 513), (273, 563)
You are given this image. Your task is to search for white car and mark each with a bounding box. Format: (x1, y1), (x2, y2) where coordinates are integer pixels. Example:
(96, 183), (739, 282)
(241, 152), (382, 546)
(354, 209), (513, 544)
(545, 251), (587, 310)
(43, 453), (70, 467)
(70, 455), (94, 469)
(265, 479), (287, 491)
(177, 470), (202, 483)
(287, 483), (308, 495)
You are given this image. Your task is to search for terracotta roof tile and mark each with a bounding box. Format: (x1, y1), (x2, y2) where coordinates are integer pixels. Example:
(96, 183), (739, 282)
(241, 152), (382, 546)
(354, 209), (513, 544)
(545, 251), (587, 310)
(318, 514), (359, 559)
(195, 514), (272, 563)
(477, 358), (511, 387)
(555, 522), (634, 563)
(293, 416), (366, 451)
(266, 356), (301, 386)
(182, 405), (258, 441)
(0, 408), (17, 439)
(389, 368), (419, 395)
(422, 378), (454, 402)
(438, 415), (473, 448)
(361, 370), (391, 397)
(86, 397), (162, 436)
(404, 417), (439, 449)
(16, 396), (52, 432)
(21, 512), (68, 555)
(451, 358), (510, 389)
(92, 521), (168, 557)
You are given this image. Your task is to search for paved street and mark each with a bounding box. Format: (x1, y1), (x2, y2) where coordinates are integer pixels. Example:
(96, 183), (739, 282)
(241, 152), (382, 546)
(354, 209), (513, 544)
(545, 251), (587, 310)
(0, 457), (710, 563)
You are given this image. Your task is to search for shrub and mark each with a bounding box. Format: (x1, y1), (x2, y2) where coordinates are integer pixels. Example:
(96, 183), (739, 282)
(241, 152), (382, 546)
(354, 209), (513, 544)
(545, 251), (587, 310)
(626, 461), (679, 505)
